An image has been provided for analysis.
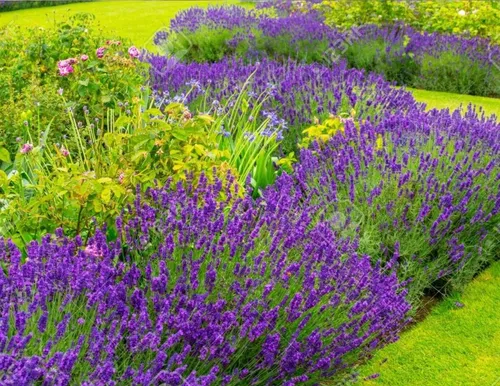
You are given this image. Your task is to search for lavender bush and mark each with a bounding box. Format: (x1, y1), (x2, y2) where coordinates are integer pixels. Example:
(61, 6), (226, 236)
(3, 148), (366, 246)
(344, 24), (500, 96)
(157, 6), (342, 64)
(284, 106), (500, 303)
(148, 57), (422, 152)
(0, 174), (410, 384)
(159, 5), (500, 96)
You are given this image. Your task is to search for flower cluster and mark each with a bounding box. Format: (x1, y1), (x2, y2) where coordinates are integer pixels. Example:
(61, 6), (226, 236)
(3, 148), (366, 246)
(257, 12), (341, 44)
(19, 142), (34, 154)
(128, 45), (140, 59)
(96, 46), (106, 58)
(170, 5), (257, 33)
(58, 42), (140, 76)
(0, 174), (410, 384)
(57, 57), (78, 76)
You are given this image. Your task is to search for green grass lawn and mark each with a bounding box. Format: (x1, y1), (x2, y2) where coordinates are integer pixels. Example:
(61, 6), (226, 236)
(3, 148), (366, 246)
(357, 261), (500, 386)
(409, 87), (500, 120)
(0, 0), (242, 50)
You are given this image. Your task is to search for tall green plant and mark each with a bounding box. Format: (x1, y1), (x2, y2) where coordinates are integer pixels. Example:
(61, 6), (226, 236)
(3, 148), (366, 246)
(199, 72), (291, 195)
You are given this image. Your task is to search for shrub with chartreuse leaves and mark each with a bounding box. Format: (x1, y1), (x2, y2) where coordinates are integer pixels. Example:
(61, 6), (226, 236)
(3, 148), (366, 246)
(0, 96), (236, 246)
(412, 0), (500, 42)
(316, 0), (500, 42)
(0, 13), (146, 154)
(0, 171), (411, 385)
(316, 0), (414, 29)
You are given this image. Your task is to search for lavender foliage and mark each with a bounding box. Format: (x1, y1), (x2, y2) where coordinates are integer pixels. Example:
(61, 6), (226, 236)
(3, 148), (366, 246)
(160, 5), (500, 96)
(0, 174), (410, 384)
(160, 6), (342, 64)
(285, 106), (500, 301)
(148, 57), (422, 151)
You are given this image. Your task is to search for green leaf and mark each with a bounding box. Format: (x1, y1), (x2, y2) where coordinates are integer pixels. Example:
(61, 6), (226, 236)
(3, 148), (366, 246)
(97, 177), (113, 184)
(145, 108), (163, 116)
(110, 184), (125, 198)
(196, 114), (214, 124)
(93, 199), (103, 213)
(77, 85), (88, 97)
(0, 147), (10, 163)
(0, 170), (8, 187)
(131, 151), (148, 163)
(114, 115), (132, 129)
(150, 119), (171, 130)
(101, 188), (112, 204)
(171, 129), (189, 141)
(101, 95), (112, 104)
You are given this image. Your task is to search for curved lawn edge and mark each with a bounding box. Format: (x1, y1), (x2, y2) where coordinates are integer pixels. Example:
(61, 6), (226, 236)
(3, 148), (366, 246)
(408, 87), (500, 121)
(354, 261), (500, 386)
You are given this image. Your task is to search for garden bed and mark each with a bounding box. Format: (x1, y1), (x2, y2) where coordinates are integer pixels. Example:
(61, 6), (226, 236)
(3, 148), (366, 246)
(0, 0), (498, 384)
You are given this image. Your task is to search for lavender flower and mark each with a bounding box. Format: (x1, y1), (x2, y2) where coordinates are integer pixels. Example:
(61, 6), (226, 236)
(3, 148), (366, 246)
(0, 173), (410, 384)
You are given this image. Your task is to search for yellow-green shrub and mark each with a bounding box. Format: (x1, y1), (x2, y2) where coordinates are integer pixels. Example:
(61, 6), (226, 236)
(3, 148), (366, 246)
(0, 102), (236, 246)
(316, 0), (500, 42)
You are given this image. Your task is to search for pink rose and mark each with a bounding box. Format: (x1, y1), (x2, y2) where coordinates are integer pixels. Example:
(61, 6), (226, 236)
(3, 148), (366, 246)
(57, 59), (69, 68)
(58, 65), (74, 76)
(128, 46), (140, 59)
(80, 54), (89, 61)
(20, 143), (34, 154)
(96, 47), (106, 59)
(57, 58), (76, 76)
